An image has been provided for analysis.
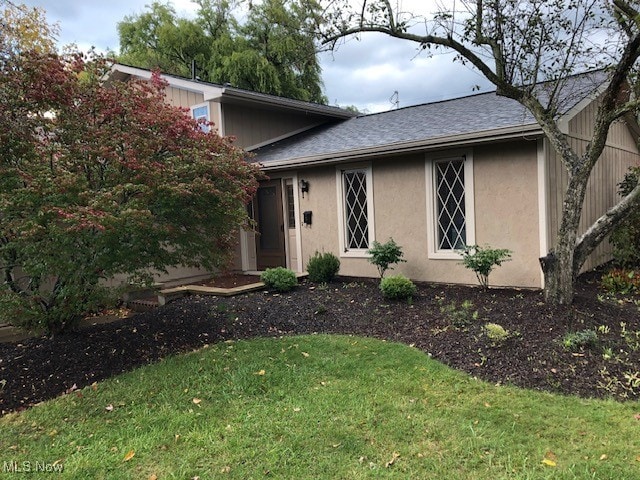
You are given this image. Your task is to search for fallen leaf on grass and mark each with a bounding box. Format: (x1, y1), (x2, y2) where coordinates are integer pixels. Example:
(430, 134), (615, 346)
(542, 451), (557, 467)
(123, 450), (135, 462)
(255, 370), (266, 376)
(600, 454), (608, 461)
(91, 382), (98, 391)
(634, 413), (640, 421)
(192, 398), (202, 405)
(148, 475), (158, 480)
(105, 404), (114, 412)
(301, 352), (310, 357)
(385, 452), (400, 468)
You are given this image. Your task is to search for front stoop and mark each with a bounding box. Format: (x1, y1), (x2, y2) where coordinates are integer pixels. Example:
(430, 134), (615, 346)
(157, 272), (308, 305)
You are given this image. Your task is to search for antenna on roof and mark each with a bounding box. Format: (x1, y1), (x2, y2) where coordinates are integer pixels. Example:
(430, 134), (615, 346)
(389, 90), (399, 109)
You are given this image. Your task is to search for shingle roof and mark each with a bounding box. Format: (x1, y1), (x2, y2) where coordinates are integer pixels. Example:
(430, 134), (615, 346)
(252, 71), (608, 166)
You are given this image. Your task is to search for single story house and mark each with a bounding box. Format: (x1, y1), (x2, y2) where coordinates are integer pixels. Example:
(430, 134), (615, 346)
(110, 64), (640, 289)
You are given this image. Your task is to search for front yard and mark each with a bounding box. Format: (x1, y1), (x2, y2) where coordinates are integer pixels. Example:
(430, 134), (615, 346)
(1, 272), (639, 413)
(1, 273), (639, 477)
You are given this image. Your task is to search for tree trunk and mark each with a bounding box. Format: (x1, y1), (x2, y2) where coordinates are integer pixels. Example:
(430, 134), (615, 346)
(541, 169), (589, 304)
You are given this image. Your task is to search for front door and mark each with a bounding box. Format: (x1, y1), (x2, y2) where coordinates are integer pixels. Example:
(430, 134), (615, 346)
(255, 180), (286, 269)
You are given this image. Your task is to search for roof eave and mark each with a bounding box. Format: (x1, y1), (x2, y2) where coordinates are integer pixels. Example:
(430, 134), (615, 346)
(220, 88), (356, 119)
(258, 123), (543, 171)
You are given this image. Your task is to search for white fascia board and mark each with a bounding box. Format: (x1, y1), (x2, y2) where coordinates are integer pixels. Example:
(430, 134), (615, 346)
(109, 64), (223, 101)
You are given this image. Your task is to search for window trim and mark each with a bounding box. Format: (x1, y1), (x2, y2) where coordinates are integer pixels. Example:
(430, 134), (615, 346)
(425, 150), (475, 259)
(190, 102), (210, 133)
(336, 163), (375, 258)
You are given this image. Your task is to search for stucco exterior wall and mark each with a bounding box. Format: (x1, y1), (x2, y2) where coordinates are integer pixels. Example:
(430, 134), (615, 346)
(295, 141), (542, 288)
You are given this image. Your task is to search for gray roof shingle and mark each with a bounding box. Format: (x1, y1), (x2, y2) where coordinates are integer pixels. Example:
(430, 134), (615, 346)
(252, 71), (607, 166)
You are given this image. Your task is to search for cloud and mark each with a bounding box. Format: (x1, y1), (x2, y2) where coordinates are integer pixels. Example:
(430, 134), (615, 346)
(19, 0), (492, 112)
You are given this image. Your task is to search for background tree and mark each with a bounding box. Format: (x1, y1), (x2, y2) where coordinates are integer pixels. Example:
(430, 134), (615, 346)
(118, 0), (326, 103)
(0, 45), (260, 335)
(308, 0), (640, 304)
(0, 0), (58, 57)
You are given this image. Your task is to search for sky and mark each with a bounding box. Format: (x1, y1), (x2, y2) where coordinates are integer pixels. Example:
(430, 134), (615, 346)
(19, 0), (494, 113)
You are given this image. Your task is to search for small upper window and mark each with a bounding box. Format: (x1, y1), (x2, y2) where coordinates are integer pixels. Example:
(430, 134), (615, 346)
(191, 104), (210, 133)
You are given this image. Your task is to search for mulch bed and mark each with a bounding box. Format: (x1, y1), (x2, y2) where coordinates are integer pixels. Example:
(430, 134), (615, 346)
(1, 272), (639, 415)
(194, 273), (263, 289)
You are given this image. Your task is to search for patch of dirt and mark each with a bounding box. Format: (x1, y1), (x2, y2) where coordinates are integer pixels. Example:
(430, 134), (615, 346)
(1, 272), (639, 415)
(195, 273), (262, 289)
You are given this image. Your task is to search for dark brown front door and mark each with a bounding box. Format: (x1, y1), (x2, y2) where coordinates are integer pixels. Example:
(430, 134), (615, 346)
(255, 180), (286, 269)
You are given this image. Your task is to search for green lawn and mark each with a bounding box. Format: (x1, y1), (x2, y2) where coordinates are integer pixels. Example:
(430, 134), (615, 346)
(1, 335), (639, 479)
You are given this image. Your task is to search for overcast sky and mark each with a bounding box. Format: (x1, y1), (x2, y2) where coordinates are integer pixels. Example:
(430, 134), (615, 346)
(20, 0), (494, 113)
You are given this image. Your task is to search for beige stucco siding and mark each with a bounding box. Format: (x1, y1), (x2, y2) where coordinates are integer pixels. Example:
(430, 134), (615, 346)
(223, 104), (326, 149)
(546, 117), (640, 271)
(295, 142), (542, 288)
(472, 142), (541, 287)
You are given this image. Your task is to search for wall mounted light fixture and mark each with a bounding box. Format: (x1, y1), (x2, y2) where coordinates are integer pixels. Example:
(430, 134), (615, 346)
(300, 179), (309, 198)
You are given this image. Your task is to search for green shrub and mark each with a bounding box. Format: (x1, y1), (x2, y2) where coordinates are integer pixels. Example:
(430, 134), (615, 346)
(460, 245), (512, 288)
(367, 238), (406, 278)
(380, 274), (417, 300)
(484, 323), (510, 343)
(610, 167), (640, 267)
(601, 268), (640, 295)
(306, 251), (340, 283)
(260, 267), (298, 292)
(562, 329), (598, 351)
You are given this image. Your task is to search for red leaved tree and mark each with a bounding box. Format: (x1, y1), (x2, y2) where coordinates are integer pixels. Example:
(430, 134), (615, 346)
(0, 50), (260, 334)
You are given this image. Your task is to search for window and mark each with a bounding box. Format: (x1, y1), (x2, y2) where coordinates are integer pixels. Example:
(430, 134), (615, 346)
(426, 152), (475, 258)
(337, 165), (375, 255)
(286, 183), (296, 228)
(191, 103), (210, 133)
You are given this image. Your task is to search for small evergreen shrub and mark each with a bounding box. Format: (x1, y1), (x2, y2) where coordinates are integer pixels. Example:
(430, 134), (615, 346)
(484, 323), (509, 343)
(306, 251), (340, 283)
(380, 274), (416, 300)
(561, 329), (598, 351)
(260, 267), (297, 292)
(367, 238), (406, 278)
(460, 245), (512, 288)
(601, 268), (640, 295)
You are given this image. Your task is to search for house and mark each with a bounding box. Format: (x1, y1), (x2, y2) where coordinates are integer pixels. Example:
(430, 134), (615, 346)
(110, 64), (640, 289)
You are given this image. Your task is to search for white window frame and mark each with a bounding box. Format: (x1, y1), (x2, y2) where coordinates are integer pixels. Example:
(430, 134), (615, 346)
(336, 163), (375, 258)
(425, 150), (475, 259)
(190, 102), (210, 133)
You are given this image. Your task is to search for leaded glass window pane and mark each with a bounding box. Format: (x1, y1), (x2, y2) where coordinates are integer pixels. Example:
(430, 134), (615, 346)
(436, 159), (466, 250)
(343, 170), (369, 250)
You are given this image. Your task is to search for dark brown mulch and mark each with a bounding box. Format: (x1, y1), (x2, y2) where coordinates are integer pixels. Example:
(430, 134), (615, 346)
(1, 272), (639, 415)
(195, 273), (263, 289)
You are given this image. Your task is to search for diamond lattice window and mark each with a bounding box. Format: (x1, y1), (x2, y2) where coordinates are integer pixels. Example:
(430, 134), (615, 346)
(343, 170), (369, 250)
(435, 159), (466, 250)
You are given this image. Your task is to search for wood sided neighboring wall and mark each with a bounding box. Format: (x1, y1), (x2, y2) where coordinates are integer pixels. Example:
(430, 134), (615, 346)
(223, 104), (326, 149)
(546, 108), (640, 271)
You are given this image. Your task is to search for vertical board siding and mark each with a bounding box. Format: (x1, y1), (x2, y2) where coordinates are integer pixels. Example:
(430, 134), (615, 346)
(547, 113), (640, 272)
(164, 86), (204, 108)
(223, 104), (323, 149)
